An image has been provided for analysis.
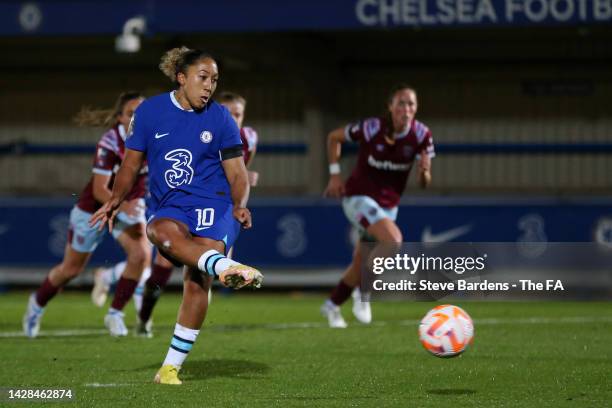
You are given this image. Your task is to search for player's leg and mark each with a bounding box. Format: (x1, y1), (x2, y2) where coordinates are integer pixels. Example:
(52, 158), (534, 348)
(23, 244), (92, 338)
(345, 217), (403, 288)
(92, 260), (150, 311)
(365, 218), (403, 243)
(91, 261), (127, 307)
(352, 218), (402, 324)
(146, 217), (262, 289)
(155, 236), (218, 385)
(132, 264), (151, 313)
(323, 196), (400, 327)
(323, 220), (400, 327)
(104, 222), (151, 337)
(24, 207), (99, 338)
(320, 243), (362, 328)
(136, 249), (174, 337)
(322, 196), (370, 327)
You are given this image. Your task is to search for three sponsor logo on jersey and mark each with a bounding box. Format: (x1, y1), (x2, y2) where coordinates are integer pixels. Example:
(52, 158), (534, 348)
(164, 149), (194, 189)
(158, 130), (213, 188)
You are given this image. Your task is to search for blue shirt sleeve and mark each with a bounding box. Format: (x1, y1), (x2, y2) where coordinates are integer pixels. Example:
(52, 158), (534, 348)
(125, 104), (149, 152)
(219, 106), (243, 150)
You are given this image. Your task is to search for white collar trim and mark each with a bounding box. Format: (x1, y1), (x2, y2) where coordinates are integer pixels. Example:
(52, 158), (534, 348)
(170, 91), (193, 112)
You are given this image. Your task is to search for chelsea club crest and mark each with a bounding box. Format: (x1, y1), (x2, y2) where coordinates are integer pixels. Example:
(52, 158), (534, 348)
(200, 130), (213, 143)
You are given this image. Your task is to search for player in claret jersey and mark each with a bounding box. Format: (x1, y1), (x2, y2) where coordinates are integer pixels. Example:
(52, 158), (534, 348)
(23, 92), (151, 338)
(322, 84), (434, 328)
(90, 47), (263, 385)
(217, 91), (259, 186)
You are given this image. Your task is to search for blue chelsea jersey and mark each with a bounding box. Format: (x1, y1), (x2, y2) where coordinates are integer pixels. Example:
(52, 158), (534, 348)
(126, 92), (242, 212)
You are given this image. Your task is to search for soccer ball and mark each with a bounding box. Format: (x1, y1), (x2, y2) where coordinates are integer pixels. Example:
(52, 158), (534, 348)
(418, 305), (474, 358)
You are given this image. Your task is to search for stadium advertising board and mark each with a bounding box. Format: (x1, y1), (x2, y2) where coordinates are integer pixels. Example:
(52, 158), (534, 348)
(1, 0), (611, 36)
(1, 198), (611, 267)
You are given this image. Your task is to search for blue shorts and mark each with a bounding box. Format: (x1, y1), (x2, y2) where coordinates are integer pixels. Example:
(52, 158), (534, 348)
(148, 197), (241, 254)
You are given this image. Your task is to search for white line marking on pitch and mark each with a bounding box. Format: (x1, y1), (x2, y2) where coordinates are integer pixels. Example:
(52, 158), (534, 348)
(2, 316), (612, 338)
(84, 383), (131, 388)
(0, 329), (107, 338)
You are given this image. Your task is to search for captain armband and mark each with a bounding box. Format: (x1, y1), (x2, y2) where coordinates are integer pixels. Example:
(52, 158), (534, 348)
(220, 145), (244, 161)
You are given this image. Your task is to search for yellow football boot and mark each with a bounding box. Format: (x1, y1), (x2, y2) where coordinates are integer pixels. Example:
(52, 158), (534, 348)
(154, 365), (182, 385)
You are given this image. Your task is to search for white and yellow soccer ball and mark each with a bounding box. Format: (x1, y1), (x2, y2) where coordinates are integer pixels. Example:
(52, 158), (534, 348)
(418, 305), (474, 358)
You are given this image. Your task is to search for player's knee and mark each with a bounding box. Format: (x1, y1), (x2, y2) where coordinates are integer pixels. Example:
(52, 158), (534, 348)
(146, 222), (171, 249)
(127, 243), (151, 268)
(376, 231), (402, 244)
(382, 225), (403, 243)
(392, 230), (403, 244)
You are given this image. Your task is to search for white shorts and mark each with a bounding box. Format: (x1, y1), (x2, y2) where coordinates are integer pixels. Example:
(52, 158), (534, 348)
(342, 195), (398, 239)
(68, 202), (146, 253)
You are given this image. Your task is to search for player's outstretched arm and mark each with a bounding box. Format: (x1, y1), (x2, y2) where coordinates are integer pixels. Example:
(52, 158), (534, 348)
(246, 145), (258, 186)
(90, 148), (145, 231)
(222, 156), (252, 229)
(245, 144), (256, 168)
(418, 152), (432, 188)
(323, 127), (346, 198)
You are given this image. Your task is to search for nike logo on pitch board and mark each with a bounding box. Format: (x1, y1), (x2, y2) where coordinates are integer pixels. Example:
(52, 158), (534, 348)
(421, 224), (472, 245)
(155, 132), (170, 139)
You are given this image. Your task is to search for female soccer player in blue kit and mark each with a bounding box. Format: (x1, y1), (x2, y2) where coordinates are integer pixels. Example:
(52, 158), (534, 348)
(90, 46), (263, 385)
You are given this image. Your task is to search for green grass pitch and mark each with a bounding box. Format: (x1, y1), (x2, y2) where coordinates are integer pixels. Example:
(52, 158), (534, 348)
(1, 291), (610, 407)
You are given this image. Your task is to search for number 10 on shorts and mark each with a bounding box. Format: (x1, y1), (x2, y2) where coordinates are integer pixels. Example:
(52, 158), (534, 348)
(195, 208), (215, 230)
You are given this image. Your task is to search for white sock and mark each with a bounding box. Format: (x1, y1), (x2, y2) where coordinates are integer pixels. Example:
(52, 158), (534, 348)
(325, 299), (339, 309)
(133, 293), (143, 313)
(197, 250), (240, 276)
(99, 268), (113, 287)
(138, 266), (151, 287)
(132, 266), (150, 314)
(107, 307), (123, 316)
(162, 323), (200, 368)
(110, 261), (127, 286)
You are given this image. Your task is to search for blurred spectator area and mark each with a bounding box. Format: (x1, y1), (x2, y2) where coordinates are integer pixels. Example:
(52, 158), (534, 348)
(1, 27), (611, 196)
